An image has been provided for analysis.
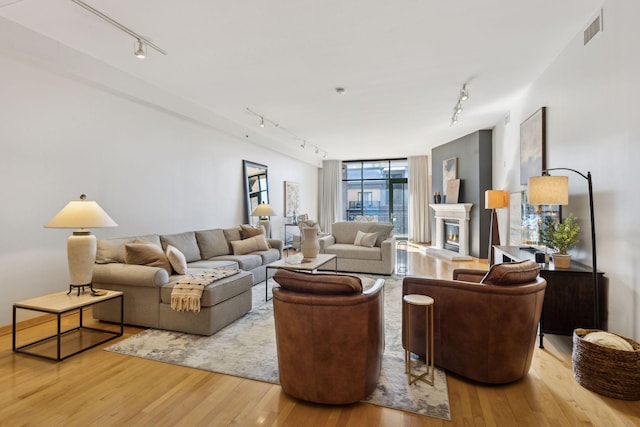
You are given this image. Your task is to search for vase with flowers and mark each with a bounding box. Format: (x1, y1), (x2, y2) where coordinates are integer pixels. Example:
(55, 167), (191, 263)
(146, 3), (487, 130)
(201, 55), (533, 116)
(540, 213), (581, 268)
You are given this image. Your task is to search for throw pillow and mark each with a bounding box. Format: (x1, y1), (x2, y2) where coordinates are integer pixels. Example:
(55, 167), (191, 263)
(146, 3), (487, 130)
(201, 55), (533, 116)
(582, 331), (635, 351)
(124, 242), (172, 275)
(480, 260), (540, 285)
(166, 245), (188, 275)
(354, 230), (377, 248)
(239, 224), (264, 239)
(230, 234), (270, 255)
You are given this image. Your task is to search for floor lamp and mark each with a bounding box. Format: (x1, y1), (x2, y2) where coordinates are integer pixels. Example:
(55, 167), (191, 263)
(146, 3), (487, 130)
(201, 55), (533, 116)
(528, 169), (599, 328)
(485, 190), (509, 265)
(45, 194), (118, 295)
(251, 202), (277, 238)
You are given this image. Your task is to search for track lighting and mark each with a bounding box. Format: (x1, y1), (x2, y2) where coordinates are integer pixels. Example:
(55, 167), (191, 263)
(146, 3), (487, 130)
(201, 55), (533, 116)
(134, 39), (146, 59)
(450, 83), (469, 125)
(245, 107), (327, 158)
(71, 0), (167, 58)
(460, 84), (469, 101)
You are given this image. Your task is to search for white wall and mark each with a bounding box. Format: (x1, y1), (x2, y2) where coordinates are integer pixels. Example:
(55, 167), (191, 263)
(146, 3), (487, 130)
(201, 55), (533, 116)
(0, 22), (318, 327)
(492, 0), (640, 339)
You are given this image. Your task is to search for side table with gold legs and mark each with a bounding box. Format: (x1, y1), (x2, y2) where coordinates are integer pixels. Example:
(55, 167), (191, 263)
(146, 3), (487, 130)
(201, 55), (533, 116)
(403, 294), (435, 385)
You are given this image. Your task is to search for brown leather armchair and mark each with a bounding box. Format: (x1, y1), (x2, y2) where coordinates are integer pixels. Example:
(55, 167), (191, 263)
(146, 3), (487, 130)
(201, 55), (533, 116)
(272, 269), (384, 404)
(402, 260), (546, 384)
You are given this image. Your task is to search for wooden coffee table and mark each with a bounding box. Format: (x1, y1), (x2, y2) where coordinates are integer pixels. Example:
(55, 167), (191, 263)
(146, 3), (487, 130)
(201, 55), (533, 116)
(265, 253), (338, 301)
(13, 289), (123, 361)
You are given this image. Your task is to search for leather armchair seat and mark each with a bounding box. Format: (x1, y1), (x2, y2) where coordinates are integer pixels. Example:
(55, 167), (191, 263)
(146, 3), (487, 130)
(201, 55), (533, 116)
(272, 269), (384, 404)
(402, 260), (546, 384)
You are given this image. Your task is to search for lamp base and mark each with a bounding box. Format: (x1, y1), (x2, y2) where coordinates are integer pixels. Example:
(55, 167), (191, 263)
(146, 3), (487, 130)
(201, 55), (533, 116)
(68, 283), (96, 296)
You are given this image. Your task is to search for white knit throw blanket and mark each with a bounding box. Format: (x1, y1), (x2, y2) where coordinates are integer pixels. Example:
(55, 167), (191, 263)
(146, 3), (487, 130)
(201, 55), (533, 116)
(171, 268), (240, 313)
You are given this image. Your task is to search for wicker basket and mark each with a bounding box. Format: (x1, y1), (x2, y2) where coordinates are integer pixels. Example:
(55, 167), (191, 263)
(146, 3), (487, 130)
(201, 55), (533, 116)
(572, 329), (640, 400)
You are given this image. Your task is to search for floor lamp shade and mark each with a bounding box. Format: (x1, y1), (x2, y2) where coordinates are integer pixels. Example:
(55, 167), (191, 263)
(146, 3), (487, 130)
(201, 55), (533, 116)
(251, 202), (276, 238)
(45, 195), (117, 293)
(485, 190), (508, 265)
(528, 176), (569, 205)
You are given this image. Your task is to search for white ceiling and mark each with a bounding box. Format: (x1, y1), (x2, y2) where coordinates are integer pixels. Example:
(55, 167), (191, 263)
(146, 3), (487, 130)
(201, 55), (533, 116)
(0, 0), (603, 164)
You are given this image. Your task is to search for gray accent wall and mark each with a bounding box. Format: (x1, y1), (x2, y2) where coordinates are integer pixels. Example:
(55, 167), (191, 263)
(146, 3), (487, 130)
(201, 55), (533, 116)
(432, 130), (493, 259)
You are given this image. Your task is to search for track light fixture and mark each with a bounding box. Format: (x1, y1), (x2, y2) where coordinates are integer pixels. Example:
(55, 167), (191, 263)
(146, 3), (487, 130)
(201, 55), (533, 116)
(245, 108), (328, 159)
(71, 0), (167, 58)
(460, 84), (469, 101)
(450, 83), (469, 126)
(134, 39), (146, 59)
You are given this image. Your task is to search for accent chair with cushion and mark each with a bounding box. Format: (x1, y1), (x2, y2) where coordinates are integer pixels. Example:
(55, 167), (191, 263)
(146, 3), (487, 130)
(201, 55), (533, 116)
(272, 269), (385, 404)
(402, 260), (547, 384)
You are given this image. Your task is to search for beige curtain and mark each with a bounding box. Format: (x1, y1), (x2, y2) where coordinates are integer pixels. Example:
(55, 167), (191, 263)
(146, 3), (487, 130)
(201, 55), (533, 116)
(408, 155), (430, 243)
(319, 160), (342, 233)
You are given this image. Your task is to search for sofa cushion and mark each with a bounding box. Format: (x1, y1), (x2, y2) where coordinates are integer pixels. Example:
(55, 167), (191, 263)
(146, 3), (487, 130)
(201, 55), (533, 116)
(481, 260), (540, 285)
(96, 234), (161, 264)
(331, 221), (394, 247)
(187, 259), (239, 270)
(210, 255), (263, 271)
(354, 230), (377, 248)
(223, 227), (242, 244)
(160, 231), (201, 263)
(124, 242), (172, 275)
(160, 269), (253, 306)
(256, 248), (281, 264)
(166, 245), (188, 275)
(230, 235), (270, 255)
(274, 269), (362, 295)
(323, 243), (382, 261)
(195, 229), (231, 258)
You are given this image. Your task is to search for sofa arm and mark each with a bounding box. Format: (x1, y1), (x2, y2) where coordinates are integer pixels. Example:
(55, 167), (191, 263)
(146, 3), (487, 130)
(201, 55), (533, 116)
(318, 235), (335, 252)
(380, 237), (396, 274)
(93, 263), (169, 288)
(269, 239), (284, 252)
(452, 268), (487, 282)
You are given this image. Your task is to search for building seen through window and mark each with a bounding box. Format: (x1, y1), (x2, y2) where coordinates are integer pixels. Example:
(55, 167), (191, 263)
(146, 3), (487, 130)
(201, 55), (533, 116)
(341, 159), (408, 237)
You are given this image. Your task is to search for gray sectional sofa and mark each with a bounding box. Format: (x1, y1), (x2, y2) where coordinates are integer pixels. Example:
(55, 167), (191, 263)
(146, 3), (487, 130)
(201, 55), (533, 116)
(318, 221), (396, 275)
(91, 227), (282, 335)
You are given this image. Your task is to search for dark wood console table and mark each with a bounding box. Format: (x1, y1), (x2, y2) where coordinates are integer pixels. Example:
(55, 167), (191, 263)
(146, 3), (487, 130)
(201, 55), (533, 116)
(493, 246), (606, 348)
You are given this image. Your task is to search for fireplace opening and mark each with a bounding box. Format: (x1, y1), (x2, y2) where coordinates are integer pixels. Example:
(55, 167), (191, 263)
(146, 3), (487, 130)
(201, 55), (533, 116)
(444, 221), (460, 252)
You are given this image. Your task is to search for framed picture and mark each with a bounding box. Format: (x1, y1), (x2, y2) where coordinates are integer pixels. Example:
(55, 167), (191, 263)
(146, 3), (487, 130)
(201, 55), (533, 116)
(520, 107), (546, 185)
(284, 181), (300, 217)
(445, 179), (460, 204)
(442, 157), (457, 194)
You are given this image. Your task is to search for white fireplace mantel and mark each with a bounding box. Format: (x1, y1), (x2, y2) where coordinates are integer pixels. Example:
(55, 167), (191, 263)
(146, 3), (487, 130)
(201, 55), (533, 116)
(430, 203), (473, 258)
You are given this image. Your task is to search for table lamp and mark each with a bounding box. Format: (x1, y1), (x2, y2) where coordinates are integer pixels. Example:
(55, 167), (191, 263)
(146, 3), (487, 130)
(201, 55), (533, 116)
(45, 194), (118, 295)
(251, 202), (277, 238)
(485, 190), (509, 265)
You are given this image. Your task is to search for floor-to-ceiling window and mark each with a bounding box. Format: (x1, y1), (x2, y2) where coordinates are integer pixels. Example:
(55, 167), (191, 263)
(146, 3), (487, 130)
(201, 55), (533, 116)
(342, 159), (408, 237)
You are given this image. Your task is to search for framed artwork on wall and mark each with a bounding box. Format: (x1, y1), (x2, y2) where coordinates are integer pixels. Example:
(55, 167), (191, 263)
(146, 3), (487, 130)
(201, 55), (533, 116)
(284, 181), (300, 217)
(442, 157), (457, 194)
(520, 107), (546, 185)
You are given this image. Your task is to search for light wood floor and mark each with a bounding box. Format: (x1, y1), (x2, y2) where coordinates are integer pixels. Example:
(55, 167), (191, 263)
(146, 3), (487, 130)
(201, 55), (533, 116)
(2, 246), (639, 426)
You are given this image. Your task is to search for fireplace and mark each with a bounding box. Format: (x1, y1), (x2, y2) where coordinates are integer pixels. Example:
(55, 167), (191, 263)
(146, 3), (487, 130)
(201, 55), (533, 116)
(429, 203), (473, 260)
(444, 221), (460, 252)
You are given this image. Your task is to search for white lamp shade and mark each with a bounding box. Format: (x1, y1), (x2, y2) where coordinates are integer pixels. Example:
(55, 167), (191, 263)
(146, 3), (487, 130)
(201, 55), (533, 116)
(528, 176), (569, 205)
(45, 198), (117, 229)
(485, 190), (509, 209)
(251, 203), (276, 217)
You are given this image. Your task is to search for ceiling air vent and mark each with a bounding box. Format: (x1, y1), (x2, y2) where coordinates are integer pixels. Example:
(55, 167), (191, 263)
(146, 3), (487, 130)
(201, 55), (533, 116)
(584, 9), (604, 45)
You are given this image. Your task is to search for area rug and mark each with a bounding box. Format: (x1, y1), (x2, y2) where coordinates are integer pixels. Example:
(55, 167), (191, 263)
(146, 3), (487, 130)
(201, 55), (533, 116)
(105, 275), (450, 421)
